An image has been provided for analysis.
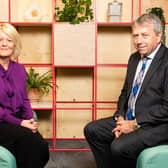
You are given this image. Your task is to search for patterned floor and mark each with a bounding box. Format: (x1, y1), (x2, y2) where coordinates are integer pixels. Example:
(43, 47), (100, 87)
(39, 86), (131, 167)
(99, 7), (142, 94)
(45, 140), (96, 168)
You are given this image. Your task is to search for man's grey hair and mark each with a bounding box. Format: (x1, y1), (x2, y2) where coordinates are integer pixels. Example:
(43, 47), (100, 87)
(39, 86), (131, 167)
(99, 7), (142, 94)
(132, 13), (163, 34)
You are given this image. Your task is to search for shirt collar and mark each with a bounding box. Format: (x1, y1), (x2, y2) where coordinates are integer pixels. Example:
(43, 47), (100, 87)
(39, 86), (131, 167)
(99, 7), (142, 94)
(0, 60), (12, 77)
(145, 43), (161, 60)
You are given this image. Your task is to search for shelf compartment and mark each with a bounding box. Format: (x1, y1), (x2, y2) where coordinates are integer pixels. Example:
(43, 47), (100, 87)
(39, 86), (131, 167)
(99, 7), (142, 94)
(140, 0), (168, 23)
(25, 66), (53, 105)
(54, 0), (95, 23)
(0, 0), (9, 22)
(97, 67), (126, 101)
(11, 0), (52, 22)
(54, 23), (95, 66)
(96, 103), (117, 119)
(97, 26), (134, 64)
(35, 110), (53, 138)
(97, 0), (133, 23)
(96, 109), (116, 120)
(17, 25), (52, 64)
(56, 109), (93, 138)
(56, 68), (94, 101)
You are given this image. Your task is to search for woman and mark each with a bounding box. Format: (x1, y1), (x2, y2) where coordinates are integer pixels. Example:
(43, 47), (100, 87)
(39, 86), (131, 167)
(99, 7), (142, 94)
(0, 23), (49, 167)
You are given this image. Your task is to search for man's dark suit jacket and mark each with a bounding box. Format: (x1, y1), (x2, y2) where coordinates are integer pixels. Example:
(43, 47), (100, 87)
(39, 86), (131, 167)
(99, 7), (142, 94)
(114, 44), (168, 146)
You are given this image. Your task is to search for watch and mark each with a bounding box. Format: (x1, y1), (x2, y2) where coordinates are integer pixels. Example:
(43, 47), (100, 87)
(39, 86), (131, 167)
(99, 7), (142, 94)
(114, 115), (121, 121)
(133, 119), (140, 130)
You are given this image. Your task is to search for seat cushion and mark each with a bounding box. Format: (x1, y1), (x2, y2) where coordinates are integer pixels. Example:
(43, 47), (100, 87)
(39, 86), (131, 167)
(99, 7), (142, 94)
(0, 146), (17, 168)
(137, 145), (168, 168)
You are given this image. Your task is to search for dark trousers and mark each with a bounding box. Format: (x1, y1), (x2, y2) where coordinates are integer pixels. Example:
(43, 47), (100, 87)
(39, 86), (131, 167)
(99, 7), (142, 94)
(0, 123), (49, 168)
(84, 117), (148, 168)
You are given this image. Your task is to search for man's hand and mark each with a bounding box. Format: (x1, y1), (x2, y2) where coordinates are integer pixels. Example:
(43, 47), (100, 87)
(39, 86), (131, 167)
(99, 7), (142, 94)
(112, 116), (124, 138)
(21, 118), (38, 133)
(112, 116), (136, 138)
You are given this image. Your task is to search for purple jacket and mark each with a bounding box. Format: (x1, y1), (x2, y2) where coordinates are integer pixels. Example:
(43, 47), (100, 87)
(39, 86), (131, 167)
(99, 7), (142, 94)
(0, 61), (33, 125)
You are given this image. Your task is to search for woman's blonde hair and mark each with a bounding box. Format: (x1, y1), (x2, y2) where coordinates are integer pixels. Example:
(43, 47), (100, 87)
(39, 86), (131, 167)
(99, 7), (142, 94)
(0, 23), (22, 59)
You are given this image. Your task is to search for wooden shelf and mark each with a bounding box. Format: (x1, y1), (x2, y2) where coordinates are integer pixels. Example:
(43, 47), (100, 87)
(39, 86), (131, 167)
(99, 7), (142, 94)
(26, 67), (53, 106)
(54, 23), (95, 66)
(97, 26), (134, 64)
(56, 109), (92, 138)
(11, 0), (52, 22)
(140, 0), (168, 23)
(97, 22), (132, 26)
(97, 109), (116, 120)
(0, 0), (9, 22)
(31, 102), (53, 109)
(97, 67), (126, 101)
(97, 0), (132, 23)
(56, 68), (93, 101)
(35, 110), (53, 138)
(18, 26), (52, 64)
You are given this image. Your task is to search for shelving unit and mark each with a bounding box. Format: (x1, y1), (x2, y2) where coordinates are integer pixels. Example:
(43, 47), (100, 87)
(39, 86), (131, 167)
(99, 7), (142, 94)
(0, 0), (9, 22)
(1, 0), (168, 154)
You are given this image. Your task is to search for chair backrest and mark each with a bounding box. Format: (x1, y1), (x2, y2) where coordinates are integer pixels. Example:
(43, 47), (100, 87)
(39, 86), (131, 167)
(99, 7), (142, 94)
(0, 146), (17, 168)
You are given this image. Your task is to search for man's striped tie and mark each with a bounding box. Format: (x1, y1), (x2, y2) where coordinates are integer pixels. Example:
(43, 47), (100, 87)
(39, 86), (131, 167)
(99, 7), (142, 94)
(126, 57), (148, 120)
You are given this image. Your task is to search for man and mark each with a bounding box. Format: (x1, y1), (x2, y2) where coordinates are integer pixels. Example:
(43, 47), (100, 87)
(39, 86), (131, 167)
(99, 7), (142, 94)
(84, 13), (168, 168)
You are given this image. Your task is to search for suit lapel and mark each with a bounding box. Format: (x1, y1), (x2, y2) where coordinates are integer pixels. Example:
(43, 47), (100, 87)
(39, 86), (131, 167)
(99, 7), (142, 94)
(137, 44), (166, 99)
(127, 53), (141, 96)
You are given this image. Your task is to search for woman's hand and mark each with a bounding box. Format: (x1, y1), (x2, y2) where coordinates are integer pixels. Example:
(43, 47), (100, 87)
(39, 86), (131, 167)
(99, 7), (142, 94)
(21, 118), (38, 133)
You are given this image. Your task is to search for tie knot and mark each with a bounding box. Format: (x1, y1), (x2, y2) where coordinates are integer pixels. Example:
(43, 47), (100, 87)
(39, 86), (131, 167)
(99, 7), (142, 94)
(142, 56), (150, 61)
(141, 57), (149, 70)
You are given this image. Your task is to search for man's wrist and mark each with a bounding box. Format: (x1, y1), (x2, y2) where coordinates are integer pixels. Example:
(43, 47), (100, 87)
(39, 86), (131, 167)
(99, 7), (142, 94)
(132, 119), (140, 130)
(114, 114), (121, 121)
